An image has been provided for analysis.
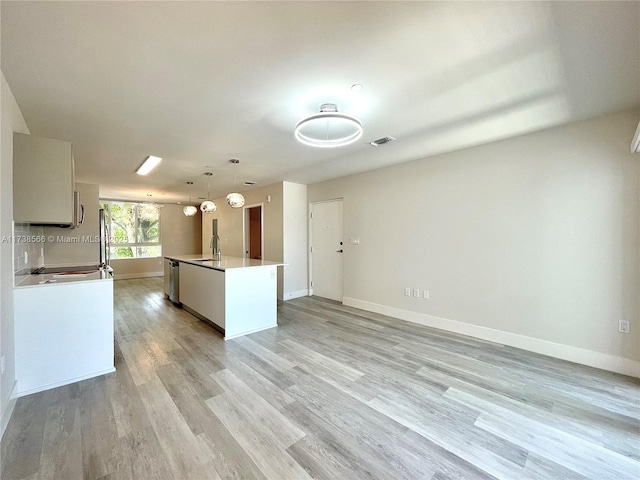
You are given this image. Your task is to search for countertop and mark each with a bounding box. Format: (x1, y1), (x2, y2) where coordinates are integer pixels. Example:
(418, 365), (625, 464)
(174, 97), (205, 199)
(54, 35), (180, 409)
(165, 254), (285, 272)
(15, 269), (113, 288)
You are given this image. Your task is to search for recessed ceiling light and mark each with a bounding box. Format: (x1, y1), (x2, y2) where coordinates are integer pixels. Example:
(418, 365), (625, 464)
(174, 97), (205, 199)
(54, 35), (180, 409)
(351, 84), (363, 92)
(136, 155), (162, 175)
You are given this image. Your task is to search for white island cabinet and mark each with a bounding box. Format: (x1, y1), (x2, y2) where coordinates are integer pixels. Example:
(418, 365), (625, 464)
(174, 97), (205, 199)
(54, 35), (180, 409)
(166, 255), (284, 340)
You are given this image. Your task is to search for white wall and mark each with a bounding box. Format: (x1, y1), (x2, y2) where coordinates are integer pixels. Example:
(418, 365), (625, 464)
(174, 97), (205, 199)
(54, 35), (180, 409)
(111, 204), (201, 279)
(201, 181), (308, 300)
(202, 182), (285, 296)
(283, 181), (309, 299)
(308, 109), (640, 376)
(1, 72), (30, 436)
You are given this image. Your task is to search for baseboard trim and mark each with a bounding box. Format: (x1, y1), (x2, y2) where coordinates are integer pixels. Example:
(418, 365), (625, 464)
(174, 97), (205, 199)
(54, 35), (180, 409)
(283, 289), (309, 301)
(1, 381), (18, 440)
(15, 367), (116, 398)
(224, 323), (277, 340)
(343, 297), (640, 378)
(114, 271), (163, 280)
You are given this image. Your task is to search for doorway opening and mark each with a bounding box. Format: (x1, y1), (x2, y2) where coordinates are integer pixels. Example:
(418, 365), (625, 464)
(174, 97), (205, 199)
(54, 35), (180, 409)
(243, 204), (263, 260)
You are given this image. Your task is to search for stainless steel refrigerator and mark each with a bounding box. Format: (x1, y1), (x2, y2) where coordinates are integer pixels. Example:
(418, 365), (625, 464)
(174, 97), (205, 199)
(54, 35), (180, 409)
(99, 208), (111, 269)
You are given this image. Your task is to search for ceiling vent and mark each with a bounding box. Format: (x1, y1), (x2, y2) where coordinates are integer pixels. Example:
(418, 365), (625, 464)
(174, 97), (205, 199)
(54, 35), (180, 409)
(243, 181), (256, 186)
(370, 136), (396, 147)
(631, 121), (640, 153)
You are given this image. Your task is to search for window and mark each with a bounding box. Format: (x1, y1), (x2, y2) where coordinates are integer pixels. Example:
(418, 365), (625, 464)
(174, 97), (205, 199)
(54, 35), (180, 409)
(101, 201), (161, 259)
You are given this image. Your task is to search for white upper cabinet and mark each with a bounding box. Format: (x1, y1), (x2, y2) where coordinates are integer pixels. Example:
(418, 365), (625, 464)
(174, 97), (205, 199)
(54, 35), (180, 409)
(13, 133), (76, 225)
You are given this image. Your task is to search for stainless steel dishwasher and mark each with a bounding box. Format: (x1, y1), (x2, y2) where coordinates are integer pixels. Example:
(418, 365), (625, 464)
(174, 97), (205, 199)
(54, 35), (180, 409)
(169, 260), (180, 304)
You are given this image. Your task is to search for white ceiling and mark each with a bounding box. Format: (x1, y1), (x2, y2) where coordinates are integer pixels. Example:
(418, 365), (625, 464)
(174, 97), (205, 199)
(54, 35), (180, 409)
(2, 1), (639, 203)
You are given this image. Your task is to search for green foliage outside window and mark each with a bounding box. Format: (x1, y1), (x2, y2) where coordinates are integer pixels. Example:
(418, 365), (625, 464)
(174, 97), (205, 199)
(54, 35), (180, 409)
(101, 201), (161, 259)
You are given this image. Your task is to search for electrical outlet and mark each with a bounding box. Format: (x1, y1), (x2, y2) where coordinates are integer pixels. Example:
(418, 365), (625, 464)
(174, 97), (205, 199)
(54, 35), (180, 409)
(404, 287), (411, 296)
(619, 320), (630, 334)
(423, 290), (430, 299)
(413, 289), (420, 298)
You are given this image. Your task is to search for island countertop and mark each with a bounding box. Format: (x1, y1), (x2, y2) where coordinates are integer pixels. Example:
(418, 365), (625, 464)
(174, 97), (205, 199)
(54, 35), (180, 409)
(164, 254), (285, 272)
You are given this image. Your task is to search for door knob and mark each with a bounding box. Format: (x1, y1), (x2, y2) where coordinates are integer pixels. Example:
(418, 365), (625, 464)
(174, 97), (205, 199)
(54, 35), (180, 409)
(336, 249), (343, 253)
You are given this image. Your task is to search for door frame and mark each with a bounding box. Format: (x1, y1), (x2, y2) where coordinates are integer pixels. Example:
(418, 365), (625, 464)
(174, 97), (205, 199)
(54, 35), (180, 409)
(243, 202), (264, 259)
(308, 198), (343, 298)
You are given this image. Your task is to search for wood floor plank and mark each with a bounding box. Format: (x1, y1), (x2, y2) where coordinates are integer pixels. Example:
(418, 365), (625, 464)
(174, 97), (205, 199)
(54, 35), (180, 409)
(217, 352), (296, 410)
(279, 337), (371, 382)
(430, 367), (640, 459)
(38, 399), (83, 480)
(195, 431), (268, 480)
(79, 377), (120, 479)
(205, 393), (313, 479)
(0, 393), (49, 479)
(473, 405), (640, 478)
(137, 374), (215, 479)
(283, 366), (440, 480)
(232, 336), (296, 372)
(2, 277), (638, 480)
(211, 369), (306, 448)
(367, 392), (531, 479)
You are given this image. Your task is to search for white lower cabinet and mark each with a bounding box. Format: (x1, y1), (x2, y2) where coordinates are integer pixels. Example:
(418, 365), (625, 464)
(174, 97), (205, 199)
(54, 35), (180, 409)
(13, 279), (115, 396)
(179, 262), (226, 330)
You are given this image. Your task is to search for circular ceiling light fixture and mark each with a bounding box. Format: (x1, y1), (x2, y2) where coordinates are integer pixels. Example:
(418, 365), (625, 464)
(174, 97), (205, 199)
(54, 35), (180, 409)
(295, 104), (363, 148)
(200, 172), (217, 214)
(183, 182), (198, 217)
(226, 159), (245, 208)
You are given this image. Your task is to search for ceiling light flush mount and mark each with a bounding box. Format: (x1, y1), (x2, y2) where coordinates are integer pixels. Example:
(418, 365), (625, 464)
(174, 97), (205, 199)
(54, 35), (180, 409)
(226, 159), (245, 209)
(136, 155), (162, 175)
(183, 181), (198, 217)
(295, 104), (363, 148)
(200, 172), (217, 214)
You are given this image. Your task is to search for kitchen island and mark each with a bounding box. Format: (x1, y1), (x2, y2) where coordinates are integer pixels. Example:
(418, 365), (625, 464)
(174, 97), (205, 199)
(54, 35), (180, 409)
(164, 254), (284, 340)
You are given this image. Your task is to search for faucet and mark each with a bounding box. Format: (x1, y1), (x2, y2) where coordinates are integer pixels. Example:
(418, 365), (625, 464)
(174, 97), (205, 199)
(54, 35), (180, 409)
(210, 234), (221, 261)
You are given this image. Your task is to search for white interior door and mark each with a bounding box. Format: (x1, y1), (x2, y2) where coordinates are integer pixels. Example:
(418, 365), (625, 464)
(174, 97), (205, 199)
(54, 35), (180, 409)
(310, 199), (343, 301)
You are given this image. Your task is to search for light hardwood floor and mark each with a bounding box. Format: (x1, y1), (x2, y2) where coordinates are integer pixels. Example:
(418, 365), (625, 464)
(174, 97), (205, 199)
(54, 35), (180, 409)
(2, 277), (639, 479)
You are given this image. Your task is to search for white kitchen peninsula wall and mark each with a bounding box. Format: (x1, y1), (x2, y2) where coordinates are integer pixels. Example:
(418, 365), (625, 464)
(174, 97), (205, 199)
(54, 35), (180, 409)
(13, 271), (114, 396)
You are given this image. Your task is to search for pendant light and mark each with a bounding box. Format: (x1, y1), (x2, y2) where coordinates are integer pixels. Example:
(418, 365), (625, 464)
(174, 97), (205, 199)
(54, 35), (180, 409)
(183, 181), (198, 217)
(200, 172), (217, 213)
(226, 159), (245, 208)
(138, 194), (162, 218)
